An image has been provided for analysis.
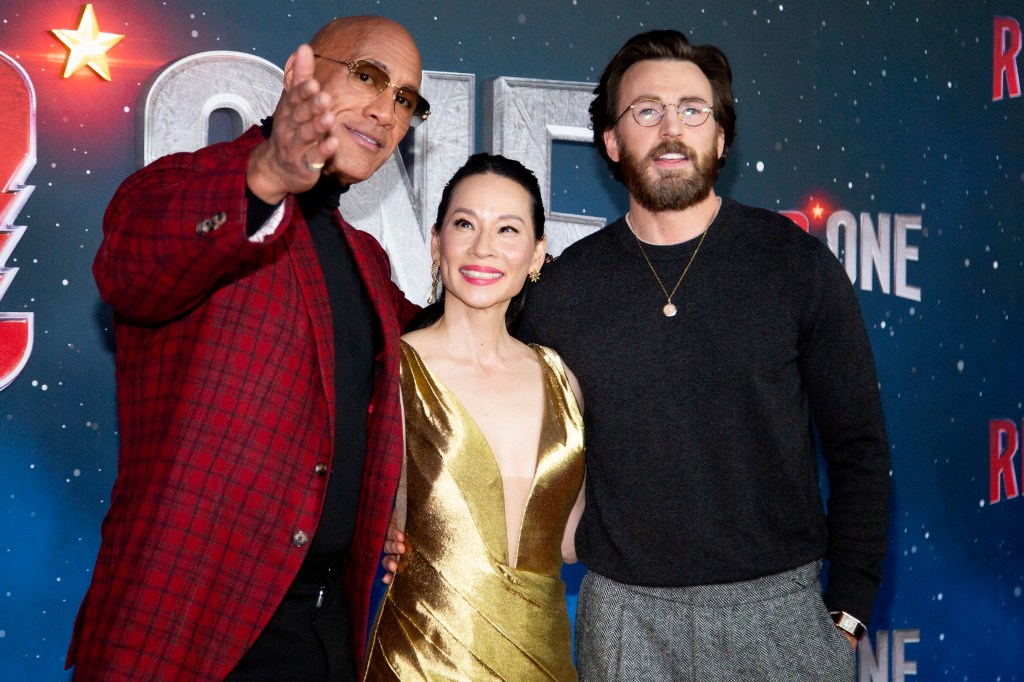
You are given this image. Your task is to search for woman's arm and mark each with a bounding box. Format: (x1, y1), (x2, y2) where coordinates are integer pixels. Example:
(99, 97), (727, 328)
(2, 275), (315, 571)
(561, 476), (585, 564)
(561, 361), (585, 564)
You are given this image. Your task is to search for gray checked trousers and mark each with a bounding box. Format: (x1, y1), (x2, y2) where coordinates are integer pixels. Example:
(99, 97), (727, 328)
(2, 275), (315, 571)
(575, 561), (856, 681)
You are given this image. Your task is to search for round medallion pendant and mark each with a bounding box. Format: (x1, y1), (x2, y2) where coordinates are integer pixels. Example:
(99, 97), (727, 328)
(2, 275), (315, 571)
(663, 303), (678, 317)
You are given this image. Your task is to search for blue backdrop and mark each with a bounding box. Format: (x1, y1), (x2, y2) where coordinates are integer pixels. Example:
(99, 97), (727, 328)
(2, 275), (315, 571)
(1, 1), (1022, 679)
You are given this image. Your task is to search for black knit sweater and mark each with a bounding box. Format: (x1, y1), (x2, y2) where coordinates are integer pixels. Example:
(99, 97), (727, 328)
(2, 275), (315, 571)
(518, 197), (890, 624)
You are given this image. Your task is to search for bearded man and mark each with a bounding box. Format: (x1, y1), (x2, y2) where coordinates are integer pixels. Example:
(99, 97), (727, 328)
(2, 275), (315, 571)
(517, 29), (891, 681)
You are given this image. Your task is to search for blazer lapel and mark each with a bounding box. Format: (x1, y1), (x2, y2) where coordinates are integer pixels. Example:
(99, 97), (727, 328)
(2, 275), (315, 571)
(336, 215), (395, 352)
(286, 212), (336, 425)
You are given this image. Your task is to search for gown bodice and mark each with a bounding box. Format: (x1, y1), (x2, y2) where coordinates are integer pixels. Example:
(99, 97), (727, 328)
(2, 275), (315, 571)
(363, 341), (585, 681)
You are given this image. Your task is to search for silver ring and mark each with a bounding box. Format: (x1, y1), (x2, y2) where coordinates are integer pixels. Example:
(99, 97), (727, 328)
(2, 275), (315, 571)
(307, 160), (325, 171)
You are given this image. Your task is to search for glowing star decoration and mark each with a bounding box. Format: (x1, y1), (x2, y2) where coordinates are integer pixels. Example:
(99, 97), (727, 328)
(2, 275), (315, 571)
(812, 204), (825, 219)
(51, 4), (125, 81)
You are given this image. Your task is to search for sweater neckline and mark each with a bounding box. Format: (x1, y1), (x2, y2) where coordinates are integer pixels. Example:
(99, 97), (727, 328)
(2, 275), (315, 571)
(613, 197), (731, 262)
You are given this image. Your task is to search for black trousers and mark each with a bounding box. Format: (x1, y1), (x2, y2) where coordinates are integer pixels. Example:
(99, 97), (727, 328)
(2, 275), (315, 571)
(224, 564), (354, 682)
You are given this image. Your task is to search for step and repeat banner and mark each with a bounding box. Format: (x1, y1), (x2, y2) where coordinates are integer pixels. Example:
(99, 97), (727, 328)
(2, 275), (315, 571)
(1, 1), (1021, 679)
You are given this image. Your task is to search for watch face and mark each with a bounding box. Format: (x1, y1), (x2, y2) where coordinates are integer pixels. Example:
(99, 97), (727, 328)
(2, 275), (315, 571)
(834, 612), (865, 638)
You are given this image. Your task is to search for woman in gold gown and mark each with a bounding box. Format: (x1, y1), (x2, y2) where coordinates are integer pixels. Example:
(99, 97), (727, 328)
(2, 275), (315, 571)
(363, 154), (585, 681)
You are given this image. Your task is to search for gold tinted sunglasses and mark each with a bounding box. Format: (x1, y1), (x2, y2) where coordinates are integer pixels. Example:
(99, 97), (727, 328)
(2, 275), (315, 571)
(313, 55), (430, 127)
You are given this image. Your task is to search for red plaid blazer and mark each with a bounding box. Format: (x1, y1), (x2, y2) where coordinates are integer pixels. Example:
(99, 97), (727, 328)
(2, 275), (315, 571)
(68, 126), (417, 680)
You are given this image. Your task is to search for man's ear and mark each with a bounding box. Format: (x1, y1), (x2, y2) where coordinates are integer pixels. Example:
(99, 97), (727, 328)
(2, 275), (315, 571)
(604, 127), (621, 163)
(283, 52), (298, 89)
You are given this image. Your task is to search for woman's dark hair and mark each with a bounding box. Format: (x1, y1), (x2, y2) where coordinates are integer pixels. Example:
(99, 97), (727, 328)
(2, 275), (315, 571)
(407, 153), (546, 332)
(590, 29), (736, 180)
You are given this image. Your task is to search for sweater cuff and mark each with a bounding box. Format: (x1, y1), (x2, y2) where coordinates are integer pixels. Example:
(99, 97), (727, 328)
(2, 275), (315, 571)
(823, 563), (882, 627)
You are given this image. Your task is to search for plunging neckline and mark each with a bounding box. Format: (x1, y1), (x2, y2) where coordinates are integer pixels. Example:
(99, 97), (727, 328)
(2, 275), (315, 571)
(401, 340), (548, 569)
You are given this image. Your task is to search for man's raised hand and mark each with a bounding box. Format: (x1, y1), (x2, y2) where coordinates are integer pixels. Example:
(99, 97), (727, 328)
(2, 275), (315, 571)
(246, 44), (339, 204)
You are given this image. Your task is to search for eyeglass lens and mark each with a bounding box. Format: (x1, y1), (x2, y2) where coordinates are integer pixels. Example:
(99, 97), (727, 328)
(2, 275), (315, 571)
(347, 61), (430, 126)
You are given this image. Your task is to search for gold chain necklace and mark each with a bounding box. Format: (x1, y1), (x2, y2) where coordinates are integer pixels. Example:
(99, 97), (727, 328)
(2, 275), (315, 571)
(625, 198), (721, 318)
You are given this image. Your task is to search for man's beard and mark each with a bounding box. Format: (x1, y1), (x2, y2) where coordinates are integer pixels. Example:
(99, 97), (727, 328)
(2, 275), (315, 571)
(620, 139), (719, 213)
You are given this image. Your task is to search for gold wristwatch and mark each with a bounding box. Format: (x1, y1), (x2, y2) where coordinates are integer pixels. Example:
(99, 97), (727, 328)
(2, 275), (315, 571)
(830, 611), (866, 639)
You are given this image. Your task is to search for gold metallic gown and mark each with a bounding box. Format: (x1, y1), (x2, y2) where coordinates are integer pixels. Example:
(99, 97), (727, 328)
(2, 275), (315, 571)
(364, 341), (584, 681)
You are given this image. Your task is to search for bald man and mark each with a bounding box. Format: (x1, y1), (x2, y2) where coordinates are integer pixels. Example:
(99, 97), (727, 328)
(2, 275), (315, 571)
(68, 16), (425, 681)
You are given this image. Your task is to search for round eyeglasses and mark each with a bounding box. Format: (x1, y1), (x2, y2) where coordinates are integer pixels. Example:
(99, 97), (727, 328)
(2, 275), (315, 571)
(313, 55), (431, 127)
(616, 97), (713, 128)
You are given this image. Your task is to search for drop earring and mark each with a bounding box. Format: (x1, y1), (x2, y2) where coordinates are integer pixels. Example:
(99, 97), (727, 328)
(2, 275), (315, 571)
(427, 260), (440, 304)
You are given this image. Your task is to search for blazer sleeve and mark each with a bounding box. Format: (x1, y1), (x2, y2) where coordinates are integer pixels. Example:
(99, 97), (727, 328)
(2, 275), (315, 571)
(94, 127), (293, 325)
